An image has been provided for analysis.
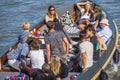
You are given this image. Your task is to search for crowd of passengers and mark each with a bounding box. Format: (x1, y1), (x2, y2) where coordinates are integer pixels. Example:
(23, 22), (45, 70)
(7, 1), (112, 80)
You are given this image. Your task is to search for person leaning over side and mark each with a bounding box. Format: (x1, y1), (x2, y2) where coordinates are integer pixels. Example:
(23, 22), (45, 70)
(44, 21), (70, 64)
(45, 5), (59, 23)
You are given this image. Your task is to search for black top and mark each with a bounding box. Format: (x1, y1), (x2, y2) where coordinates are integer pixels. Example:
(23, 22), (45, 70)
(56, 60), (69, 79)
(90, 36), (100, 61)
(32, 69), (56, 80)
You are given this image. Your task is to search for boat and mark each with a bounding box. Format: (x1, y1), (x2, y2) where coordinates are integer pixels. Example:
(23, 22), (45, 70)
(0, 1), (119, 80)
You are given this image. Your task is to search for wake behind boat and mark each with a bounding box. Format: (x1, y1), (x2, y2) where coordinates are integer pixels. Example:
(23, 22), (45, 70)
(0, 1), (119, 80)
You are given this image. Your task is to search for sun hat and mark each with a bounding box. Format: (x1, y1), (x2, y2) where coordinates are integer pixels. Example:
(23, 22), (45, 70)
(100, 18), (109, 25)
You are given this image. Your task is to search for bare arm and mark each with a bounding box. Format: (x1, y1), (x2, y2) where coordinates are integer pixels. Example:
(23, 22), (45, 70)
(63, 37), (70, 55)
(98, 37), (107, 51)
(46, 44), (51, 64)
(76, 1), (90, 11)
(81, 52), (87, 71)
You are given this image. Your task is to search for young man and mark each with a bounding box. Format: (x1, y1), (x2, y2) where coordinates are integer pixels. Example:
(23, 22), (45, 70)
(44, 21), (70, 64)
(71, 31), (93, 72)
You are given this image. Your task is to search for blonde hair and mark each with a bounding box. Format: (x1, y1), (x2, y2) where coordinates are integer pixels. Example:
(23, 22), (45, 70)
(21, 21), (30, 30)
(84, 2), (92, 16)
(94, 5), (102, 20)
(51, 55), (61, 75)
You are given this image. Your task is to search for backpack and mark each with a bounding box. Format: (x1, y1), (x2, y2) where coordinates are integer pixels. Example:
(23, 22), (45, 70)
(4, 73), (29, 80)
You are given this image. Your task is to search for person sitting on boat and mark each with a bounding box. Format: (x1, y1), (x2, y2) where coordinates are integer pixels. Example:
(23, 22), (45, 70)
(44, 21), (70, 64)
(76, 1), (94, 24)
(51, 55), (68, 80)
(71, 31), (93, 72)
(7, 37), (34, 71)
(29, 38), (45, 69)
(93, 5), (107, 30)
(19, 38), (45, 76)
(45, 5), (59, 23)
(96, 18), (112, 43)
(18, 21), (31, 43)
(32, 63), (56, 80)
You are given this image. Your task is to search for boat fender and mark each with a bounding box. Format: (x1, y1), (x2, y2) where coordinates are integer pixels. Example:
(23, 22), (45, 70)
(99, 70), (108, 80)
(113, 49), (119, 64)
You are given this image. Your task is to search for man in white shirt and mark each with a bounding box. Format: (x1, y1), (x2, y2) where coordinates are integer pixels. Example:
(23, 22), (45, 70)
(97, 18), (112, 43)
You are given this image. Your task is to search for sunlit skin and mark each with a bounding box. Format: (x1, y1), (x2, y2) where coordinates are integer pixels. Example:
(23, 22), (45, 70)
(78, 24), (86, 31)
(100, 23), (107, 28)
(85, 3), (91, 11)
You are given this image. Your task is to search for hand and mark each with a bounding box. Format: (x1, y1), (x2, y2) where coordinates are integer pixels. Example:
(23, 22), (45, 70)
(48, 61), (51, 64)
(82, 67), (87, 72)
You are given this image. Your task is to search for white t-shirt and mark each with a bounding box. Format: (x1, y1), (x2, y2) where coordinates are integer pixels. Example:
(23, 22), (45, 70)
(79, 41), (93, 68)
(80, 8), (90, 20)
(30, 49), (45, 69)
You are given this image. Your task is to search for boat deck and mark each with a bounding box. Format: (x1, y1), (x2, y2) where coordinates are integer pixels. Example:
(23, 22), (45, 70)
(0, 72), (79, 80)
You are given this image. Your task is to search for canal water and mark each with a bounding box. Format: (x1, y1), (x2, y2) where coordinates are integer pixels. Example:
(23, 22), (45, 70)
(0, 0), (120, 80)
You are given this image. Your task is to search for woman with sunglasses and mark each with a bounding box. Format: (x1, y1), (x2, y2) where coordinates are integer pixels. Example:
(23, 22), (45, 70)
(45, 5), (59, 23)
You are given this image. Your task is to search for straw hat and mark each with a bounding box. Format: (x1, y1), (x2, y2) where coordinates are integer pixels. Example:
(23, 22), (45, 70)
(100, 18), (109, 25)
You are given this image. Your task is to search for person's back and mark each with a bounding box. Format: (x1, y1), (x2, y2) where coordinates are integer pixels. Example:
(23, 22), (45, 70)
(45, 30), (66, 56)
(79, 41), (93, 68)
(29, 38), (45, 69)
(51, 55), (68, 80)
(18, 21), (30, 43)
(32, 63), (56, 80)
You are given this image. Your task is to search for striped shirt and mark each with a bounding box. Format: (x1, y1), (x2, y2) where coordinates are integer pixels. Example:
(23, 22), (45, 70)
(18, 30), (30, 43)
(97, 26), (112, 43)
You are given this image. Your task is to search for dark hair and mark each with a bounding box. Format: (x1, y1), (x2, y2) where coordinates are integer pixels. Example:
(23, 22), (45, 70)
(46, 21), (55, 29)
(30, 38), (40, 50)
(85, 24), (96, 35)
(48, 5), (55, 11)
(79, 31), (88, 40)
(42, 63), (51, 73)
(26, 37), (35, 45)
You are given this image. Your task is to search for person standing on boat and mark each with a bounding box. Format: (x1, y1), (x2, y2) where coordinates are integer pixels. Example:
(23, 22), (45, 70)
(97, 18), (112, 43)
(86, 25), (101, 61)
(45, 5), (59, 23)
(44, 21), (70, 64)
(71, 31), (93, 72)
(18, 21), (31, 43)
(76, 1), (94, 24)
(7, 37), (34, 71)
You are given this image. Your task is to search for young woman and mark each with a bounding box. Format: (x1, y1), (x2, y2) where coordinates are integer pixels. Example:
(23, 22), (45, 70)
(51, 55), (68, 80)
(45, 5), (59, 23)
(76, 1), (94, 23)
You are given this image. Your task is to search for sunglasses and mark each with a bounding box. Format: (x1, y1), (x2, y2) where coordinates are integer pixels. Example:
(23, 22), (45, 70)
(50, 9), (55, 11)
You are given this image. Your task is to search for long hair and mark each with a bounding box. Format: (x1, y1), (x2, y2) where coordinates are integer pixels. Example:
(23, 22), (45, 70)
(46, 5), (57, 19)
(84, 1), (92, 16)
(94, 5), (102, 20)
(51, 55), (61, 76)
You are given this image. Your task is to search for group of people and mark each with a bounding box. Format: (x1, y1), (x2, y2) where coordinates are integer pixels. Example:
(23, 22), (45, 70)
(7, 1), (112, 80)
